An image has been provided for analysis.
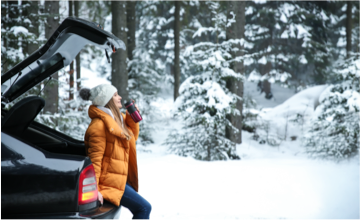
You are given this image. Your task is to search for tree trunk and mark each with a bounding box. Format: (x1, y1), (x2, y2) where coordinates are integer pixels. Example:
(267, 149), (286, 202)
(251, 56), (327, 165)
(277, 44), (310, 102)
(346, 1), (352, 58)
(259, 62), (272, 99)
(43, 1), (59, 114)
(225, 1), (245, 145)
(126, 1), (136, 61)
(25, 1), (40, 93)
(74, 1), (81, 91)
(173, 1), (181, 101)
(111, 1), (128, 102)
(68, 0), (74, 100)
(262, 80), (272, 98)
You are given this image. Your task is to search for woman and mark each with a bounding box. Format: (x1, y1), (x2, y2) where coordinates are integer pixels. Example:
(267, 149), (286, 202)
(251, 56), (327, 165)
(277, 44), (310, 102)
(79, 84), (151, 219)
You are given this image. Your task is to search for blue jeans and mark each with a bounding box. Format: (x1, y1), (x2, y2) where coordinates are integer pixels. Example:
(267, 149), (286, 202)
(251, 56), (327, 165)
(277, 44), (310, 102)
(120, 183), (152, 219)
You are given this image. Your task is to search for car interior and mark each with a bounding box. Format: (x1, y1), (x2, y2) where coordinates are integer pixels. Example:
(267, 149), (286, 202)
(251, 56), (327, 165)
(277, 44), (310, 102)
(1, 96), (86, 157)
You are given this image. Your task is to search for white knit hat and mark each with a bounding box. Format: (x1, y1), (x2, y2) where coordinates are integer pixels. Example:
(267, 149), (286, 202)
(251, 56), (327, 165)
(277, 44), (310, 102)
(88, 84), (117, 107)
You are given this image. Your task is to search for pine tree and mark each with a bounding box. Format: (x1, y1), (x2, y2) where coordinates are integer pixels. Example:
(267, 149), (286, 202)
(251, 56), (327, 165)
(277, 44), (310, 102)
(127, 1), (165, 146)
(145, 1), (190, 87)
(1, 1), (38, 74)
(245, 1), (346, 92)
(165, 1), (243, 161)
(84, 1), (111, 25)
(297, 2), (333, 85)
(36, 87), (92, 140)
(245, 1), (286, 99)
(301, 2), (359, 160)
(304, 52), (360, 160)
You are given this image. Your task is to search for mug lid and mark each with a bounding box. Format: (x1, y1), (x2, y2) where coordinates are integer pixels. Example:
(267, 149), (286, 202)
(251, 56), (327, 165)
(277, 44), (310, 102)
(125, 101), (133, 108)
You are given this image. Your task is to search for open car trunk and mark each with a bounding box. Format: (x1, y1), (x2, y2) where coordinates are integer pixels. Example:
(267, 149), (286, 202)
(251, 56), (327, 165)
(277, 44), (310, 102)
(25, 121), (87, 156)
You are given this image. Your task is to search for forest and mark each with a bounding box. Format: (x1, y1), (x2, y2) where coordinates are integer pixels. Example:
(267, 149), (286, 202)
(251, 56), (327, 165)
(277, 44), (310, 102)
(1, 0), (359, 161)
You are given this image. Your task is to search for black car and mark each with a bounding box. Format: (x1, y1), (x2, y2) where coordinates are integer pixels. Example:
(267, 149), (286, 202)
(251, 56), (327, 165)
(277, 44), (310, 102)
(1, 17), (125, 219)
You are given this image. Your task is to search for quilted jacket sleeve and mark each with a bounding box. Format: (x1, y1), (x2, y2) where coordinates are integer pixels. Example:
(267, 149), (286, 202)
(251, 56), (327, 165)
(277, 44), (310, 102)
(86, 120), (106, 189)
(124, 111), (140, 141)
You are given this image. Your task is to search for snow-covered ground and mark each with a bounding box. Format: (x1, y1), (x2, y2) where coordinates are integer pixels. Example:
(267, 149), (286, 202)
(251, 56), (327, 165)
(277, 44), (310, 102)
(244, 81), (297, 108)
(118, 82), (359, 219)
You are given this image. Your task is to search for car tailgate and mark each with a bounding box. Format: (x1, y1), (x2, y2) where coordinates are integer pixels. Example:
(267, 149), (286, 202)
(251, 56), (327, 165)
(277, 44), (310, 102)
(1, 132), (95, 216)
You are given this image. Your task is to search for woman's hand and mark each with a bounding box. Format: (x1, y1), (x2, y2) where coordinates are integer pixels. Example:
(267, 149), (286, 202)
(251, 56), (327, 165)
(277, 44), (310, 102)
(98, 191), (103, 205)
(133, 100), (140, 113)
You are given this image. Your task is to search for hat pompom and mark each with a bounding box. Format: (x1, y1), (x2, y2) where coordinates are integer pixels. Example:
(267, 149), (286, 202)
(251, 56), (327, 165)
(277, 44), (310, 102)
(79, 88), (91, 101)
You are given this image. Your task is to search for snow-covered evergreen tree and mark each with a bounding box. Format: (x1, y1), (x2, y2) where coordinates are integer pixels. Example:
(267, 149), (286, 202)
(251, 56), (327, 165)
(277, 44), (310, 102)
(127, 1), (165, 146)
(165, 1), (244, 161)
(1, 1), (39, 73)
(35, 90), (91, 140)
(245, 2), (345, 92)
(304, 52), (360, 160)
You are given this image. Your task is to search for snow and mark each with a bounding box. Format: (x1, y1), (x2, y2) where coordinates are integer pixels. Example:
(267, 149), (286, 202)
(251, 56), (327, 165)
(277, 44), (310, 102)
(296, 24), (311, 39)
(280, 30), (288, 39)
(299, 54), (308, 64)
(249, 85), (327, 142)
(193, 27), (216, 38)
(118, 84), (359, 219)
(275, 23), (281, 29)
(189, 0), (199, 7)
(341, 4), (347, 12)
(280, 13), (287, 23)
(277, 53), (289, 62)
(318, 84), (360, 115)
(257, 27), (269, 35)
(245, 6), (254, 15)
(80, 67), (111, 88)
(281, 23), (311, 40)
(320, 10), (329, 21)
(9, 26), (29, 35)
(258, 56), (267, 65)
(205, 81), (232, 110)
(104, 15), (112, 33)
(329, 14), (338, 25)
(247, 70), (261, 82)
(254, 0), (267, 4)
(272, 85), (327, 115)
(244, 80), (296, 108)
(281, 3), (296, 18)
(164, 39), (174, 50)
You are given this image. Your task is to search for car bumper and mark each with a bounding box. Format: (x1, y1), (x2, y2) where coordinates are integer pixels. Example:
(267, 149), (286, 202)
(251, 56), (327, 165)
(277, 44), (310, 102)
(2, 201), (121, 219)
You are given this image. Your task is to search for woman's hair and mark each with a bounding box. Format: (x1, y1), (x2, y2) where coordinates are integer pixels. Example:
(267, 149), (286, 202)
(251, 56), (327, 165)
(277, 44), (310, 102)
(105, 98), (132, 140)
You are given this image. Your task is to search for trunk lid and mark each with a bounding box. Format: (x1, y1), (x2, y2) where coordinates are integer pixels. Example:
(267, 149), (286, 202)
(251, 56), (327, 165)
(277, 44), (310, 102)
(1, 16), (125, 103)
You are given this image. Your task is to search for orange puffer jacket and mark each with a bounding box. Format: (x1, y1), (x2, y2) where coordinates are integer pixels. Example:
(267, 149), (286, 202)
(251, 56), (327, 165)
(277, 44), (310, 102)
(84, 105), (139, 206)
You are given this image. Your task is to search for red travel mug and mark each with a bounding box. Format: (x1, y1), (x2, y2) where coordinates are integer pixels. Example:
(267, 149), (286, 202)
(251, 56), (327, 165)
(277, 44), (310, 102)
(125, 100), (142, 123)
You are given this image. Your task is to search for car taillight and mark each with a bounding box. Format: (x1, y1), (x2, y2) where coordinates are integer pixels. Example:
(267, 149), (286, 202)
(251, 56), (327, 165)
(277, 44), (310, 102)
(78, 164), (98, 205)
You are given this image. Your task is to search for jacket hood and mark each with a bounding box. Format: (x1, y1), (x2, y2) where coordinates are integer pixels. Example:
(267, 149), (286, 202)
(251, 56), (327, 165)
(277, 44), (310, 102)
(88, 105), (128, 140)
